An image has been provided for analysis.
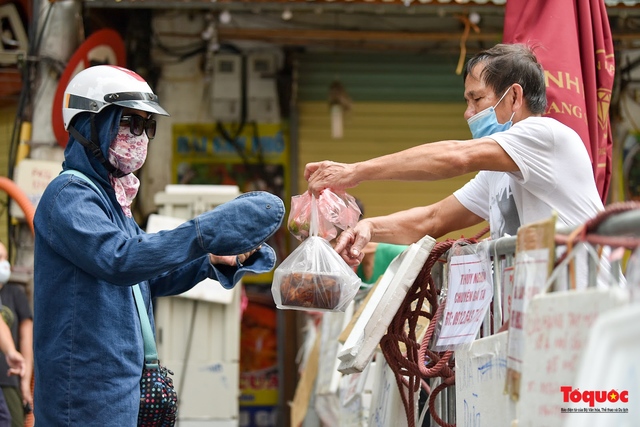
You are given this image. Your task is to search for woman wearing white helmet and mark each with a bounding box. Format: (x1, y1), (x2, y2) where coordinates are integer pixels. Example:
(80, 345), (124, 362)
(33, 65), (285, 426)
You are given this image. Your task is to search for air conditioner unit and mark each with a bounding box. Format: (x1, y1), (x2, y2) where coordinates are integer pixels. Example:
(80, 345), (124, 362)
(246, 53), (280, 123)
(211, 54), (242, 122)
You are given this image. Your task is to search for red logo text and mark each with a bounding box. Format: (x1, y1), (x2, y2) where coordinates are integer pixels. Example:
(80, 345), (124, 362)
(561, 386), (629, 407)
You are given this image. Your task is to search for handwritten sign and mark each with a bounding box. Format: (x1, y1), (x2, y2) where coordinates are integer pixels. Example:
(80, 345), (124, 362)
(506, 248), (550, 373)
(11, 159), (61, 219)
(517, 288), (628, 427)
(368, 352), (411, 427)
(455, 331), (516, 427)
(505, 215), (555, 400)
(436, 252), (493, 350)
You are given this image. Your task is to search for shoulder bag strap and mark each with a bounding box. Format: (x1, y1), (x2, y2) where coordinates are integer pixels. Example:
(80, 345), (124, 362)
(60, 169), (99, 192)
(61, 169), (160, 368)
(132, 284), (159, 369)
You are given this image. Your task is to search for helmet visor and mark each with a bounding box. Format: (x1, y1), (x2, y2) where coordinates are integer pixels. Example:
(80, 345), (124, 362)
(104, 92), (170, 116)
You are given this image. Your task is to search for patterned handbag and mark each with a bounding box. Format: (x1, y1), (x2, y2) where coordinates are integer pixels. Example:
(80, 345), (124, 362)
(133, 284), (178, 426)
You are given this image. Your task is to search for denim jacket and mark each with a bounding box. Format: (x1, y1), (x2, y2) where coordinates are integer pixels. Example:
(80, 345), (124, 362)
(33, 108), (284, 426)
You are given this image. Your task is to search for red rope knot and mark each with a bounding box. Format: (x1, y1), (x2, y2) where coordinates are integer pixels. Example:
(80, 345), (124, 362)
(380, 232), (485, 427)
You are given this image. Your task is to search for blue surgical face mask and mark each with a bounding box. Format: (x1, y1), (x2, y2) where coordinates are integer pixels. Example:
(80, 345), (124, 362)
(467, 87), (516, 139)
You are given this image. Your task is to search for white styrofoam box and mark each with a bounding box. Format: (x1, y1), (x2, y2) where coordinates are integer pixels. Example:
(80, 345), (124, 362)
(155, 289), (241, 420)
(178, 421), (237, 427)
(316, 306), (353, 395)
(10, 159), (61, 219)
(339, 359), (375, 427)
(155, 287), (241, 366)
(211, 53), (243, 122)
(164, 184), (240, 195)
(314, 306), (354, 426)
(164, 358), (239, 422)
(154, 184), (240, 219)
(337, 235), (436, 374)
(149, 184), (242, 421)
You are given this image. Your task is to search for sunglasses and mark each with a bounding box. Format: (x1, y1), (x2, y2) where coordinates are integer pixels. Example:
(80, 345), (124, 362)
(120, 114), (157, 140)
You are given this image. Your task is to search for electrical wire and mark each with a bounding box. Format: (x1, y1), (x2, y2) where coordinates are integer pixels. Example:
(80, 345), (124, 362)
(8, 1), (56, 176)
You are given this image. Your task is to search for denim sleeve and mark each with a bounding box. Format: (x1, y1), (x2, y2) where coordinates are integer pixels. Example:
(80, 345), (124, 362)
(192, 191), (284, 289)
(37, 183), (284, 288)
(149, 242), (277, 296)
(193, 191), (284, 256)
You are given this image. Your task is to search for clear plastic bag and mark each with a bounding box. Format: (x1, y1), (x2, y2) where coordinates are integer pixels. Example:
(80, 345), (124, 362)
(273, 196), (362, 312)
(287, 190), (361, 242)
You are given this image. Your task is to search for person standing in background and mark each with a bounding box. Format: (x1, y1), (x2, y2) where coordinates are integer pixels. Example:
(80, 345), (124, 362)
(0, 244), (27, 427)
(0, 241), (32, 427)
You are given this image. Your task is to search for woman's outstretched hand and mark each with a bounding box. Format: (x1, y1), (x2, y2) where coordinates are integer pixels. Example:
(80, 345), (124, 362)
(209, 246), (262, 267)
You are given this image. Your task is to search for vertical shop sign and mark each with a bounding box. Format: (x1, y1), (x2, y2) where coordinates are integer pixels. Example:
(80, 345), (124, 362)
(503, 0), (615, 202)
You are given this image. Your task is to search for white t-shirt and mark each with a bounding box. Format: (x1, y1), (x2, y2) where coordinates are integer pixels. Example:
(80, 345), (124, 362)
(454, 117), (604, 240)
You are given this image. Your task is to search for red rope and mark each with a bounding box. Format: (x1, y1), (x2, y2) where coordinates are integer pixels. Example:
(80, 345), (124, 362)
(555, 201), (640, 266)
(380, 226), (488, 427)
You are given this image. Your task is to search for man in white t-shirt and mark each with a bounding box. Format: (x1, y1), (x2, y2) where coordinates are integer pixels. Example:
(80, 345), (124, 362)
(304, 43), (603, 265)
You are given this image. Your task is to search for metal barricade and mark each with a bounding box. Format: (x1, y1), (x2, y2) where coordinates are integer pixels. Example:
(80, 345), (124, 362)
(416, 202), (640, 427)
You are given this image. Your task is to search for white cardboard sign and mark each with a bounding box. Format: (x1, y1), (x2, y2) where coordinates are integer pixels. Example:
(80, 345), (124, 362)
(436, 252), (493, 349)
(455, 331), (516, 427)
(506, 248), (550, 373)
(368, 351), (413, 427)
(11, 159), (62, 218)
(517, 288), (629, 427)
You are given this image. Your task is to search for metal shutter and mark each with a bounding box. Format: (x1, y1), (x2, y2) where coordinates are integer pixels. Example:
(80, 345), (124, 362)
(295, 52), (488, 240)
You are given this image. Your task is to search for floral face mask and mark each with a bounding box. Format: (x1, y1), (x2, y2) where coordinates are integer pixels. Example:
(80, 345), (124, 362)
(108, 126), (149, 217)
(108, 126), (149, 175)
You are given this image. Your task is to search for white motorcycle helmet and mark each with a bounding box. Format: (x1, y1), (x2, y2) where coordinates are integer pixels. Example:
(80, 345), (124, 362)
(62, 65), (169, 129)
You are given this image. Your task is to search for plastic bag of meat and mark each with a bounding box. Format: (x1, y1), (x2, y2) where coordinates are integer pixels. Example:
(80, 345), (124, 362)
(273, 196), (361, 312)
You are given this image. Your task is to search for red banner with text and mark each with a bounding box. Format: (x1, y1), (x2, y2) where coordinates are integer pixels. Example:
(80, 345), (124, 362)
(503, 0), (615, 202)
